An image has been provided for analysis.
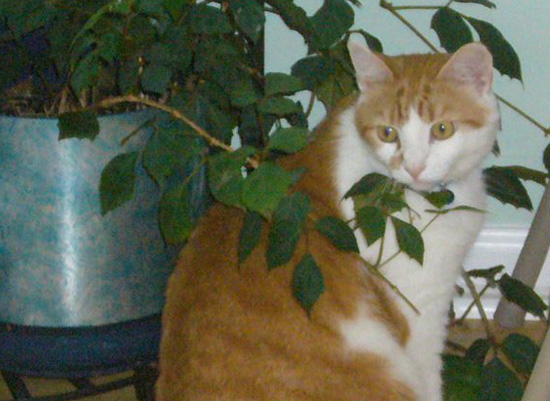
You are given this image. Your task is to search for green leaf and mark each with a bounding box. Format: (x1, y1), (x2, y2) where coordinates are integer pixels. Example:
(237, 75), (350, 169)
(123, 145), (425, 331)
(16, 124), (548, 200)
(266, 192), (311, 269)
(466, 17), (522, 81)
(163, 0), (192, 20)
(230, 79), (262, 108)
(424, 189), (455, 209)
(264, 0), (319, 49)
(502, 333), (540, 375)
(208, 147), (256, 207)
(71, 0), (134, 48)
(316, 216), (359, 253)
(159, 183), (193, 244)
(96, 32), (124, 64)
(498, 274), (548, 319)
(442, 355), (482, 401)
(190, 4), (233, 34)
(143, 126), (202, 187)
(453, 0), (496, 8)
(292, 254), (325, 314)
(431, 7), (473, 53)
(239, 211), (264, 264)
(344, 173), (389, 199)
(137, 0), (165, 15)
(544, 143), (550, 173)
(265, 73), (305, 96)
(141, 64), (172, 95)
(258, 97), (302, 116)
(269, 127), (309, 154)
(353, 29), (384, 53)
(310, 0), (354, 51)
(506, 165), (548, 186)
(379, 192), (408, 214)
(71, 53), (100, 93)
(316, 41), (357, 110)
(465, 339), (491, 365)
(481, 358), (524, 401)
(356, 206), (386, 245)
(391, 217), (424, 265)
(99, 152), (139, 215)
(229, 0), (265, 43)
(118, 59), (140, 94)
(242, 162), (294, 217)
(291, 55), (336, 90)
(467, 265), (505, 280)
(58, 111), (100, 141)
(484, 166), (533, 211)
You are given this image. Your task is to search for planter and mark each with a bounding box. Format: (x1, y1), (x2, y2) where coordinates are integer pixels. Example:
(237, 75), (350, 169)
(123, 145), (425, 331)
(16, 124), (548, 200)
(0, 112), (208, 377)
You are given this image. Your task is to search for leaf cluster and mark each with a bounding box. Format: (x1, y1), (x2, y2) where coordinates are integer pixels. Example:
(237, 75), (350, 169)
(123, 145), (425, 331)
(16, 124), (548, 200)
(444, 265), (548, 400)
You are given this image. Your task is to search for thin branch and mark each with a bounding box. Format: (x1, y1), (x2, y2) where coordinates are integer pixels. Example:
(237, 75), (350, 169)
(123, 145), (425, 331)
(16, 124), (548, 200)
(364, 258), (421, 315)
(99, 95), (233, 152)
(392, 5), (440, 11)
(379, 0), (439, 53)
(462, 271), (497, 343)
(497, 95), (550, 136)
(98, 95), (261, 168)
(457, 283), (491, 323)
(305, 91), (316, 119)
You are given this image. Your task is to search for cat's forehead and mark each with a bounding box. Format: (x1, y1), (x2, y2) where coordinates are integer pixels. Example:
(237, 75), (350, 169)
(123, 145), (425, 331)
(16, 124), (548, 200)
(381, 53), (452, 82)
(354, 53), (489, 129)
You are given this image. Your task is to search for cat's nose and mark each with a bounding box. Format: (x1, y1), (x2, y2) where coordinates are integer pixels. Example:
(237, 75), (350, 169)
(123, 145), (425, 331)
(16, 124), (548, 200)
(404, 163), (426, 180)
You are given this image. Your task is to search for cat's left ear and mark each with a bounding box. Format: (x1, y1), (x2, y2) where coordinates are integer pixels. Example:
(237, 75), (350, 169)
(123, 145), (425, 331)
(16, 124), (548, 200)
(437, 43), (494, 95)
(347, 40), (393, 92)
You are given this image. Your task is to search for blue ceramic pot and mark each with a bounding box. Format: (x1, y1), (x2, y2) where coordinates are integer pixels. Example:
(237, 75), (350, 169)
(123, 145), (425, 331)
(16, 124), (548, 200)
(0, 112), (204, 327)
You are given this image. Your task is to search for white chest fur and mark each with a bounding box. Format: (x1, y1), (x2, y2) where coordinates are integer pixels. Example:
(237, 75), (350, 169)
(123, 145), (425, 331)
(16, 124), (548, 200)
(333, 107), (487, 401)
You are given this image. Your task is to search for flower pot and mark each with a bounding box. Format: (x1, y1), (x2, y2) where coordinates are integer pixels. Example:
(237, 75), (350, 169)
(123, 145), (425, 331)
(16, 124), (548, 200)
(0, 112), (208, 377)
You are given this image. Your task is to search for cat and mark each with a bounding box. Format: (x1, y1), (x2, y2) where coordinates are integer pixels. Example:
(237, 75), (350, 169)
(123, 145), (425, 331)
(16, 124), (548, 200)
(156, 41), (500, 401)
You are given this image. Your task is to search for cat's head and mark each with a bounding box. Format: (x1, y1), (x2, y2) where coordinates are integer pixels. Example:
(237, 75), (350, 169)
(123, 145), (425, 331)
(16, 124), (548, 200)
(348, 41), (500, 191)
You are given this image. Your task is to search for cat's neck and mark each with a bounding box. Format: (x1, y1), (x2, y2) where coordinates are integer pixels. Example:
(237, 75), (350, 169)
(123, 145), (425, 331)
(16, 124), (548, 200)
(281, 96), (364, 218)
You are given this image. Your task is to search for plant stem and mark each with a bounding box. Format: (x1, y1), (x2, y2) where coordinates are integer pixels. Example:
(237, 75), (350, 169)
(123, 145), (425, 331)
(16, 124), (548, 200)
(374, 232), (386, 267)
(379, 0), (439, 52)
(98, 95), (260, 168)
(305, 91), (316, 119)
(462, 271), (497, 344)
(457, 283), (491, 323)
(363, 257), (421, 315)
(120, 117), (154, 146)
(392, 6), (440, 11)
(497, 95), (550, 136)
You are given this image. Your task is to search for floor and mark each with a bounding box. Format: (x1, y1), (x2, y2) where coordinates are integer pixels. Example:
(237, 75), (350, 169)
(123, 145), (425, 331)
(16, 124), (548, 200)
(0, 321), (546, 401)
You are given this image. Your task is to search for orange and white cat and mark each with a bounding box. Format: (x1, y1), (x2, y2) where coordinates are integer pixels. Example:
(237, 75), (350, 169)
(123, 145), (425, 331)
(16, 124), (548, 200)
(157, 41), (500, 401)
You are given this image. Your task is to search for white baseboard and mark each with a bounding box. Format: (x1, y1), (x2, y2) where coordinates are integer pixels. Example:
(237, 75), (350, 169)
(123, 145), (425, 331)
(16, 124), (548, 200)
(455, 226), (550, 319)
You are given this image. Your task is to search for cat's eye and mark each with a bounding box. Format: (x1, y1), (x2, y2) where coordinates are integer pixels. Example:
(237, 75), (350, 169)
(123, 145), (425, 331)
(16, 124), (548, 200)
(430, 121), (455, 140)
(377, 125), (399, 143)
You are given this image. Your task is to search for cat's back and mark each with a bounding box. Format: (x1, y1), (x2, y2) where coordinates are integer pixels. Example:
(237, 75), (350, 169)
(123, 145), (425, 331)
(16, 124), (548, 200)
(156, 201), (418, 401)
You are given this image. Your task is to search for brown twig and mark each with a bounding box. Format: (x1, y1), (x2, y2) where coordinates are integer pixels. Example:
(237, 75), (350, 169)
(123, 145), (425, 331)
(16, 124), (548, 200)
(98, 95), (261, 168)
(461, 271), (497, 344)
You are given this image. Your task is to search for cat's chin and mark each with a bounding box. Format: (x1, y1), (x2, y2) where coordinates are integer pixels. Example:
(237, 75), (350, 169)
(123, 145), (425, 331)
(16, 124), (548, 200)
(407, 180), (440, 192)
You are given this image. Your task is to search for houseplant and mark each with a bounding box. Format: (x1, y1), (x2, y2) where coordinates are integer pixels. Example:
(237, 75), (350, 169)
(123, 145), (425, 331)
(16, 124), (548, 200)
(1, 0), (549, 399)
(0, 1), (206, 395)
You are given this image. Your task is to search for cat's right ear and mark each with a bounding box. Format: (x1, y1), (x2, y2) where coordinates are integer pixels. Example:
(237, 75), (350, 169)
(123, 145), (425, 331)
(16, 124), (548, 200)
(347, 40), (393, 92)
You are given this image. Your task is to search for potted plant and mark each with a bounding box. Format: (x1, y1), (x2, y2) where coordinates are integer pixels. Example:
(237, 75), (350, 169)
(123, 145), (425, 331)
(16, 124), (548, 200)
(0, 1), (207, 395)
(1, 0), (548, 399)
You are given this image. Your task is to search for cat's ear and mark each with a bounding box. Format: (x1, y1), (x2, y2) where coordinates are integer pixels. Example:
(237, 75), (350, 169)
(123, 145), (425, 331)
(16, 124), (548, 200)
(347, 40), (393, 92)
(437, 43), (493, 95)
